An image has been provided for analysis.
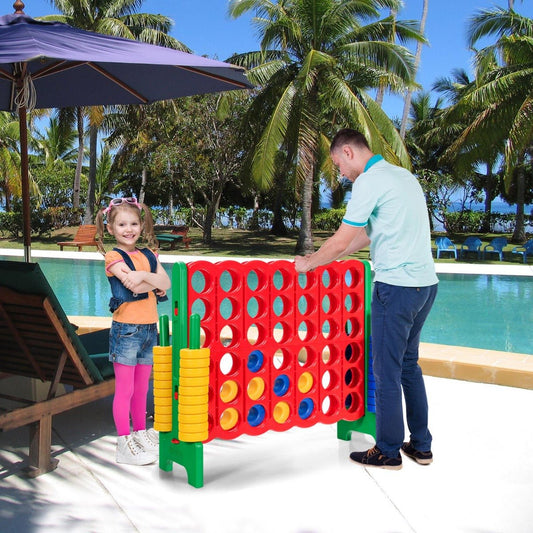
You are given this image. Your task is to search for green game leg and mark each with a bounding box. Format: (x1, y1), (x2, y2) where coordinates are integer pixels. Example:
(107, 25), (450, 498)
(159, 432), (173, 472)
(337, 413), (376, 441)
(159, 432), (204, 488)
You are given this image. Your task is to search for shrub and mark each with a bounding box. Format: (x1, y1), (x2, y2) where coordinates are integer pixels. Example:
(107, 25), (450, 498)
(313, 208), (345, 231)
(444, 210), (484, 234)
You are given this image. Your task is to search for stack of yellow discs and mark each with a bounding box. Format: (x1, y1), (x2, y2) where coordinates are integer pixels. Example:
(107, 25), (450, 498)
(178, 347), (210, 442)
(153, 345), (173, 432)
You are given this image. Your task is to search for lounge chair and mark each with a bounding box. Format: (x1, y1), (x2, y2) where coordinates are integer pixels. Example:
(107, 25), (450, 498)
(0, 260), (114, 476)
(435, 237), (457, 259)
(156, 232), (191, 250)
(483, 237), (508, 261)
(57, 224), (99, 251)
(511, 239), (533, 263)
(459, 236), (482, 260)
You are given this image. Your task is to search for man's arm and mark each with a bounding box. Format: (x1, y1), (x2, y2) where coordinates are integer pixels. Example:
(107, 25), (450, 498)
(294, 224), (369, 273)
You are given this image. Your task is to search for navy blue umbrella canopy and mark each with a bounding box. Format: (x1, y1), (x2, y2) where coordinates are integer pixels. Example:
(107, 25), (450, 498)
(0, 1), (252, 260)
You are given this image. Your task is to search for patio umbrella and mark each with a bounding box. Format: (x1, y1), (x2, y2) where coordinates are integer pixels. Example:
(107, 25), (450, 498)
(0, 1), (252, 261)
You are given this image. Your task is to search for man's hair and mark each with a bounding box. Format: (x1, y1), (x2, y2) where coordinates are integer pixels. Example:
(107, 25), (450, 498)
(330, 128), (370, 152)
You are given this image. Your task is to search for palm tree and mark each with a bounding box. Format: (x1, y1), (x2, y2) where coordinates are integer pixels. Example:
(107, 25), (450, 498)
(435, 68), (503, 232)
(228, 0), (424, 254)
(41, 0), (188, 222)
(0, 112), (23, 212)
(399, 0), (429, 139)
(447, 6), (533, 242)
(31, 117), (78, 169)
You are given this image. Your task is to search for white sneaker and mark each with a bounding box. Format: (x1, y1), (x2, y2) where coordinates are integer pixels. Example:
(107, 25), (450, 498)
(132, 428), (159, 453)
(116, 434), (157, 465)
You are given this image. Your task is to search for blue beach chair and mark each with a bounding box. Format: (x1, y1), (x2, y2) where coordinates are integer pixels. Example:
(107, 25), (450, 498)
(483, 237), (508, 261)
(435, 237), (457, 259)
(459, 237), (482, 260)
(511, 239), (533, 263)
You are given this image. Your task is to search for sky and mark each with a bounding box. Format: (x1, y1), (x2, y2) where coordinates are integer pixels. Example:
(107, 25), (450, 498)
(14, 0), (533, 120)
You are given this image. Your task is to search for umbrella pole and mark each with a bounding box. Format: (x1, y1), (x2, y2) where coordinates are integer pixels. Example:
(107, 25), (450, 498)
(19, 105), (31, 263)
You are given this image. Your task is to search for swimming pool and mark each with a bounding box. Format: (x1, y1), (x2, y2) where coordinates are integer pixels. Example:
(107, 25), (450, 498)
(2, 256), (532, 355)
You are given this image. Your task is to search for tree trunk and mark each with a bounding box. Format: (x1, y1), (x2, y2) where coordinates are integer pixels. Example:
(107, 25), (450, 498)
(73, 107), (84, 209)
(511, 165), (526, 243)
(481, 162), (493, 233)
(139, 168), (147, 204)
(400, 0), (428, 139)
(271, 170), (288, 236)
(83, 124), (97, 224)
(295, 165), (315, 255)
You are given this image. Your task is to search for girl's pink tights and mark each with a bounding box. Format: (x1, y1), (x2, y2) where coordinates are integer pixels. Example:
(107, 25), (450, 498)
(113, 363), (153, 436)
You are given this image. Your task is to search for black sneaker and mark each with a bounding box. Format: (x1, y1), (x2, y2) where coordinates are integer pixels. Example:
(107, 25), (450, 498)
(349, 446), (402, 470)
(401, 441), (433, 465)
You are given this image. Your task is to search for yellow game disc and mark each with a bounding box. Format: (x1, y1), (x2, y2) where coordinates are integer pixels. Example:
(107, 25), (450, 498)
(178, 412), (208, 424)
(247, 377), (265, 400)
(178, 403), (209, 415)
(178, 430), (208, 442)
(219, 380), (239, 403)
(298, 372), (314, 394)
(273, 401), (290, 423)
(178, 394), (209, 406)
(179, 367), (210, 378)
(219, 407), (239, 430)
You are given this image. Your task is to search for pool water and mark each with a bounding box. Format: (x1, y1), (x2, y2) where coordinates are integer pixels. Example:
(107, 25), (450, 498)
(5, 257), (532, 355)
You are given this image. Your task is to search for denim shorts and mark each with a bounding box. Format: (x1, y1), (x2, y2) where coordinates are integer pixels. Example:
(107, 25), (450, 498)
(109, 321), (158, 366)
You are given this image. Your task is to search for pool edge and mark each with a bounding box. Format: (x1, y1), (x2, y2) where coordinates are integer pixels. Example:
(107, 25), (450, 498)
(69, 315), (533, 391)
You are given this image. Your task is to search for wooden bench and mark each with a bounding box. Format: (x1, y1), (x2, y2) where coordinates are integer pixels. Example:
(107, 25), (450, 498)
(57, 224), (99, 251)
(154, 225), (191, 249)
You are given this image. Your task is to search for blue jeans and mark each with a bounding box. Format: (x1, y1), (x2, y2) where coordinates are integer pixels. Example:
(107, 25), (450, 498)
(109, 321), (157, 366)
(371, 282), (438, 458)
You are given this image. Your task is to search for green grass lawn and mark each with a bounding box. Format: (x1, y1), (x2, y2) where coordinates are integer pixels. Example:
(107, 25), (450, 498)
(0, 226), (529, 265)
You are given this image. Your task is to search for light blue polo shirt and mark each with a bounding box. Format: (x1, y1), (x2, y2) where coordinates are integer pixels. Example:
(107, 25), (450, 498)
(342, 156), (438, 287)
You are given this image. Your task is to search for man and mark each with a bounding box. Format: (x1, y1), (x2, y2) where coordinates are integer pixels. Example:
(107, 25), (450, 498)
(294, 128), (438, 470)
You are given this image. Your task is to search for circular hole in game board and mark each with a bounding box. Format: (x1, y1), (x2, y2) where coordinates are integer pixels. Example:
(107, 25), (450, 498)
(219, 352), (238, 375)
(273, 348), (288, 370)
(344, 294), (354, 312)
(321, 294), (330, 313)
(321, 395), (339, 416)
(199, 326), (210, 348)
(247, 296), (258, 318)
(220, 325), (238, 347)
(273, 270), (284, 290)
(345, 268), (360, 288)
(298, 346), (309, 366)
(321, 370), (331, 390)
(321, 270), (331, 288)
(345, 392), (361, 413)
(345, 366), (361, 387)
(345, 317), (360, 337)
(219, 270), (235, 292)
(325, 344), (338, 364)
(297, 320), (315, 342)
(191, 270), (207, 293)
(298, 295), (308, 315)
(247, 323), (264, 345)
(247, 270), (258, 291)
(273, 295), (284, 317)
(273, 322), (292, 343)
(191, 298), (207, 320)
(321, 345), (331, 364)
(322, 319), (339, 339)
(220, 297), (234, 320)
(344, 343), (361, 363)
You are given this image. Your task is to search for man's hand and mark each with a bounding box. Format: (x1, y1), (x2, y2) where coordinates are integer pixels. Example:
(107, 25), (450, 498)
(294, 254), (313, 273)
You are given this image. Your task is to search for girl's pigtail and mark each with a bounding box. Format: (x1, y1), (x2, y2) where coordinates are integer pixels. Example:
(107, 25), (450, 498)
(140, 203), (159, 251)
(95, 209), (107, 256)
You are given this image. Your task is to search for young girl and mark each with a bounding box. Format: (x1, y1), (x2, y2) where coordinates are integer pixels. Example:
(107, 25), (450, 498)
(96, 197), (171, 465)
